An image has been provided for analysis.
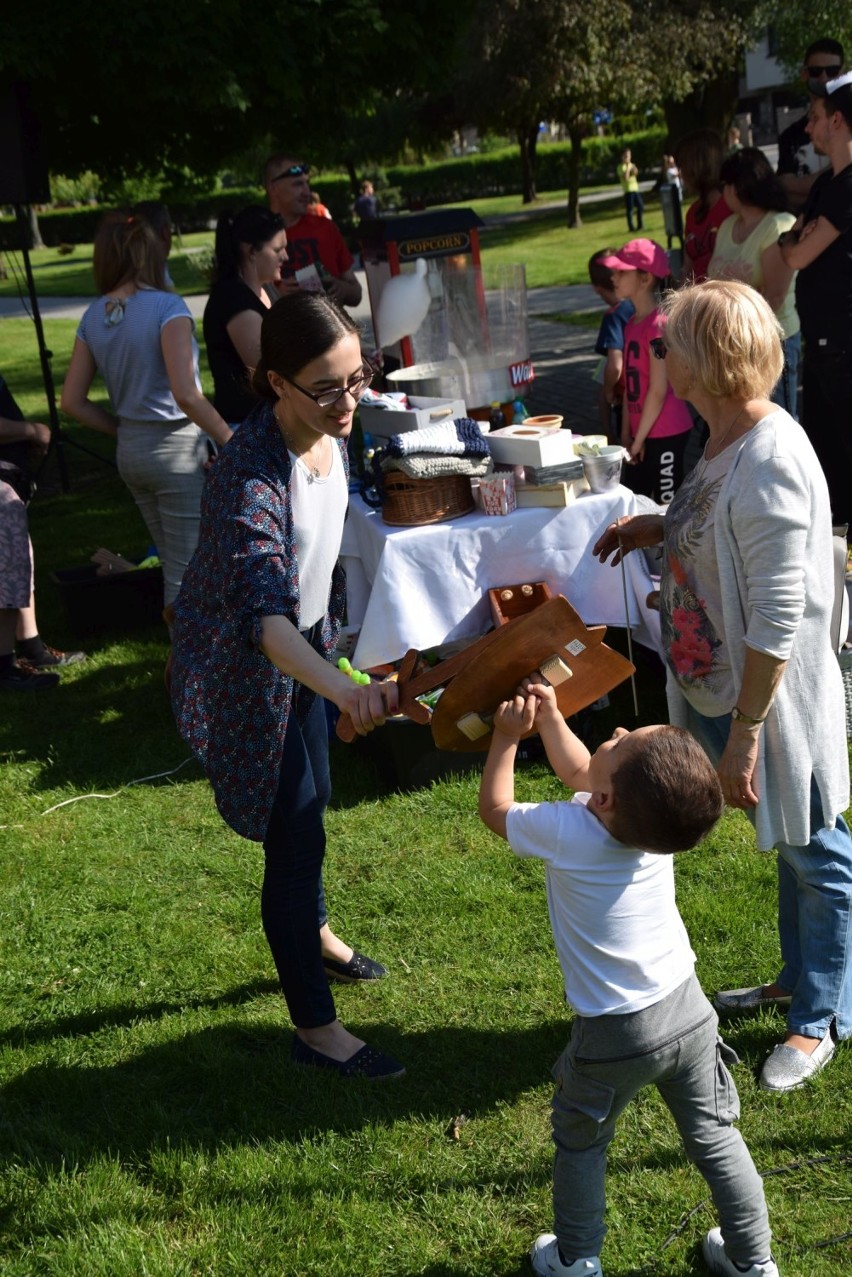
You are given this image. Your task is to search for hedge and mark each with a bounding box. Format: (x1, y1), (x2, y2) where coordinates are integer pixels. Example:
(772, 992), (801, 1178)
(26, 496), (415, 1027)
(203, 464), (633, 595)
(0, 128), (666, 249)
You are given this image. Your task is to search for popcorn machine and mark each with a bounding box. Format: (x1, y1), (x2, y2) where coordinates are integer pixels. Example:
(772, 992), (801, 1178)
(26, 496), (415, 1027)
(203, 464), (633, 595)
(360, 209), (533, 412)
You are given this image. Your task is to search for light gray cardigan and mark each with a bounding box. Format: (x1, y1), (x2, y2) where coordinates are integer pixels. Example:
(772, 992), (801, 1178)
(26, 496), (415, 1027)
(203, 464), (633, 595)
(666, 410), (849, 850)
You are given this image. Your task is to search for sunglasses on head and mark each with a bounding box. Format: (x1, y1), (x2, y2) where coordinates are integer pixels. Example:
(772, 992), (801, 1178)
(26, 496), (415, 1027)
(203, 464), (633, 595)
(806, 63), (842, 77)
(650, 337), (667, 361)
(270, 163), (310, 183)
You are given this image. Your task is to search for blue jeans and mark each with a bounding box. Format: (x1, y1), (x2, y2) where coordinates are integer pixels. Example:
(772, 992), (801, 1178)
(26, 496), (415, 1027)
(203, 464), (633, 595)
(623, 190), (644, 231)
(261, 684), (335, 1029)
(770, 331), (800, 420)
(685, 706), (852, 1040)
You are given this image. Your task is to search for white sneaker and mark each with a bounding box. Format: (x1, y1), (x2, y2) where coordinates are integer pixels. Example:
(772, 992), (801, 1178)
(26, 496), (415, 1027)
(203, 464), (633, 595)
(702, 1227), (779, 1275)
(530, 1233), (603, 1276)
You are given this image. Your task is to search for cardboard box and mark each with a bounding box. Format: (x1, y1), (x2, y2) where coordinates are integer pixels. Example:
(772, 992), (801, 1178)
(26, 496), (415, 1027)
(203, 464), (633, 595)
(487, 424), (577, 468)
(359, 396), (467, 439)
(514, 479), (585, 508)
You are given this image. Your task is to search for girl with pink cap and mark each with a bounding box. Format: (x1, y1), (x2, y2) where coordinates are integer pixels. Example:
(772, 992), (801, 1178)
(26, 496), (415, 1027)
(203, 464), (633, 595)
(599, 239), (693, 504)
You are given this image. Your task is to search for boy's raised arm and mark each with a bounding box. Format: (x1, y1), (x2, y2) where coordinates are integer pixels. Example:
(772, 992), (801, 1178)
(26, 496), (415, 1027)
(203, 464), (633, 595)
(526, 679), (592, 791)
(478, 693), (536, 840)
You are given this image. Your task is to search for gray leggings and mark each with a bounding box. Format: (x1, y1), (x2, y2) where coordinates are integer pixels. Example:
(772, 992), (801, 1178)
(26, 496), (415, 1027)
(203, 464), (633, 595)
(550, 974), (771, 1263)
(116, 419), (208, 607)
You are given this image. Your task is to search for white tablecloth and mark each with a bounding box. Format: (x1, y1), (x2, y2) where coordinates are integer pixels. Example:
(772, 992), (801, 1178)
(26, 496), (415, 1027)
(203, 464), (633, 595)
(341, 488), (662, 669)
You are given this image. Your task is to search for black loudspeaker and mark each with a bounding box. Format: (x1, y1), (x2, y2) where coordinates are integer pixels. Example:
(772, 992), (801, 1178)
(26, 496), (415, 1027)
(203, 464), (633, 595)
(0, 82), (50, 204)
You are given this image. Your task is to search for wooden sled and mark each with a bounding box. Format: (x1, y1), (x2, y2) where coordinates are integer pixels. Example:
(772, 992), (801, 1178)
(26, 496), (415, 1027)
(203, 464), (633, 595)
(336, 595), (635, 752)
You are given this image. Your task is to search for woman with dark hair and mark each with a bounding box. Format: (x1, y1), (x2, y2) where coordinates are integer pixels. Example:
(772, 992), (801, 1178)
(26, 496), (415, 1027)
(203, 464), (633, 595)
(708, 147), (800, 415)
(202, 205), (288, 425)
(675, 129), (732, 283)
(61, 212), (232, 606)
(170, 292), (404, 1080)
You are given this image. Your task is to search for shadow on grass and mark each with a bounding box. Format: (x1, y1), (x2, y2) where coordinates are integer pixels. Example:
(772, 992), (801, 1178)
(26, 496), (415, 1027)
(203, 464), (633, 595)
(0, 1017), (570, 1164)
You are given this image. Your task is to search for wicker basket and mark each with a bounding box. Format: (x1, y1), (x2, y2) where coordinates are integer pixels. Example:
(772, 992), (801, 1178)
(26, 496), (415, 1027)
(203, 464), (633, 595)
(381, 471), (475, 526)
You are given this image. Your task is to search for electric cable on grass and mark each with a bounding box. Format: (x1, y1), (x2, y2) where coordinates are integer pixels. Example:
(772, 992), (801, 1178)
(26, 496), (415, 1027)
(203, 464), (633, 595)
(649, 1151), (852, 1270)
(40, 756), (195, 814)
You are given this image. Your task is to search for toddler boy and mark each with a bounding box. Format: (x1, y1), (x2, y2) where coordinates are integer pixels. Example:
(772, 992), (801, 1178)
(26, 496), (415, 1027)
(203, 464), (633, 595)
(478, 678), (779, 1277)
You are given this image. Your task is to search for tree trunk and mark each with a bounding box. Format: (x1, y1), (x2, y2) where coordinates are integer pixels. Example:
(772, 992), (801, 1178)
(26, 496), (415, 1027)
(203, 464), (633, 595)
(565, 126), (584, 228)
(25, 205), (45, 250)
(517, 123), (539, 204)
(345, 159), (360, 199)
(663, 68), (741, 146)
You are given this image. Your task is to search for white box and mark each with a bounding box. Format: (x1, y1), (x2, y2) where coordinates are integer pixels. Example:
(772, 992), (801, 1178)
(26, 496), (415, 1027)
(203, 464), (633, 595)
(487, 424), (578, 468)
(358, 395), (467, 439)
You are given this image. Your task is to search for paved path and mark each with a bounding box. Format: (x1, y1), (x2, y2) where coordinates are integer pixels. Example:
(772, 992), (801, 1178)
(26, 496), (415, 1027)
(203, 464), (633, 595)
(0, 275), (603, 431)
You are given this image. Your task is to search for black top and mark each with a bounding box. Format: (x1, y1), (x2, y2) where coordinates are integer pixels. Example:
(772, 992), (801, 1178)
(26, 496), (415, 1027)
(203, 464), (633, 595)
(0, 373), (30, 471)
(795, 164), (852, 344)
(202, 278), (267, 424)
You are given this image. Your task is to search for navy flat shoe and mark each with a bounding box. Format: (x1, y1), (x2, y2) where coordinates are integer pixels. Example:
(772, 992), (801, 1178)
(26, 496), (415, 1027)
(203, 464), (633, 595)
(291, 1035), (405, 1080)
(323, 951), (388, 983)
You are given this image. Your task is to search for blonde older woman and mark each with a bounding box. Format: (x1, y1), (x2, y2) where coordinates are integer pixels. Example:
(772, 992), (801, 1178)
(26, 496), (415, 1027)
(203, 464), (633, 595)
(594, 280), (852, 1096)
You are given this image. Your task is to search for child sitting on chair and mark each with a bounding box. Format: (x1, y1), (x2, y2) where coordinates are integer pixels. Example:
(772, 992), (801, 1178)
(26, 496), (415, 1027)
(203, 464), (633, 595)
(478, 677), (779, 1277)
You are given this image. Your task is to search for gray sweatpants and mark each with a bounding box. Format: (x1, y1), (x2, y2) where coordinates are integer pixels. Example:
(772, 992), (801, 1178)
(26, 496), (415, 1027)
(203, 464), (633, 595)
(550, 973), (771, 1264)
(117, 419), (208, 607)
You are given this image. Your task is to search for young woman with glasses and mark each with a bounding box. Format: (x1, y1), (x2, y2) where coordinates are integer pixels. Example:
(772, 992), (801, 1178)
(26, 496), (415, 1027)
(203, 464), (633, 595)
(169, 291), (405, 1080)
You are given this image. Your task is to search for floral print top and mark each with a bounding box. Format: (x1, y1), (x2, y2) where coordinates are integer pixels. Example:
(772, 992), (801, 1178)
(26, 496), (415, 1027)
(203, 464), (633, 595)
(660, 446), (738, 714)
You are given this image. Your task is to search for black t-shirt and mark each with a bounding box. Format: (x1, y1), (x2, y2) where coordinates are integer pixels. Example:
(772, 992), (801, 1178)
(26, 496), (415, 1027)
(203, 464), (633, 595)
(0, 373), (30, 471)
(795, 163), (852, 344)
(202, 278), (267, 424)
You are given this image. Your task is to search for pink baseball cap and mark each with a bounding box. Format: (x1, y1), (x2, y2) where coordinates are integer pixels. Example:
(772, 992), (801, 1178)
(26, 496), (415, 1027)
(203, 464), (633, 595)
(599, 239), (671, 278)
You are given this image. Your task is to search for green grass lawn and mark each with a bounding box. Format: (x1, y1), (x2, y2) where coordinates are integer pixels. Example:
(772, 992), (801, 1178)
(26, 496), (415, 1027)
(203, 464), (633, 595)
(2, 230), (851, 1275)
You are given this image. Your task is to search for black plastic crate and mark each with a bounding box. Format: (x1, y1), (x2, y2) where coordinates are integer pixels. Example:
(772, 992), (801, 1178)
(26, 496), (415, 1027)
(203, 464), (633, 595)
(51, 563), (165, 635)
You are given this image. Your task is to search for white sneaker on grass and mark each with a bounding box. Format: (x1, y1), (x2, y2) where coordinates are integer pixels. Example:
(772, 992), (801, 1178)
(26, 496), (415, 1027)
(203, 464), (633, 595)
(702, 1228), (779, 1276)
(530, 1234), (603, 1276)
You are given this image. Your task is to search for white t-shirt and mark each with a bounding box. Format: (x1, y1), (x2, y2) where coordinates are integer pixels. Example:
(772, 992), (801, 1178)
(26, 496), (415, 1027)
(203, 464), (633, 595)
(289, 443), (348, 628)
(506, 794), (695, 1017)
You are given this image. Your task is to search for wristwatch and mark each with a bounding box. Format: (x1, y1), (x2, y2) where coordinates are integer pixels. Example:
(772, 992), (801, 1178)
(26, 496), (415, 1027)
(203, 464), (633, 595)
(731, 706), (767, 725)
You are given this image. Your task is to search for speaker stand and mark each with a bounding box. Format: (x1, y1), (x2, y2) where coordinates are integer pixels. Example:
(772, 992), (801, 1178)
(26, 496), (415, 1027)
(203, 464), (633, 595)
(14, 203), (114, 493)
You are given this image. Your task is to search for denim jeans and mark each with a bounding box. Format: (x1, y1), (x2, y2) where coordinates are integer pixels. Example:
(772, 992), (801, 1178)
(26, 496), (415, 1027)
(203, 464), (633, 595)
(623, 190), (644, 232)
(261, 683), (335, 1029)
(551, 976), (770, 1263)
(770, 331), (800, 420)
(685, 705), (852, 1040)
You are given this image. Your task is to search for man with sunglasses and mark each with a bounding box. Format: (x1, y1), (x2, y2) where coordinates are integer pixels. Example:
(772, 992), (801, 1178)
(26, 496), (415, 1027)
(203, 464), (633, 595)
(778, 70), (852, 529)
(264, 153), (362, 308)
(777, 39), (845, 210)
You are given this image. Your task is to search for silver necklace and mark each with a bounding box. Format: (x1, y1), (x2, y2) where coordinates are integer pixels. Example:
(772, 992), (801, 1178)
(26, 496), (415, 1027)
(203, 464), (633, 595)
(703, 404), (748, 463)
(274, 403), (324, 481)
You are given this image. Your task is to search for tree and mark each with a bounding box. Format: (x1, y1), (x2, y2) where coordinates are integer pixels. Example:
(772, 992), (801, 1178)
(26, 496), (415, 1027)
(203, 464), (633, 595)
(1, 0), (472, 196)
(767, 3), (852, 76)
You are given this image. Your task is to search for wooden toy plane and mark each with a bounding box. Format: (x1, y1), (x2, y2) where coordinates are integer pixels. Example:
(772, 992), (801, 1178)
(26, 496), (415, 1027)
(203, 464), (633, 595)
(336, 594), (635, 752)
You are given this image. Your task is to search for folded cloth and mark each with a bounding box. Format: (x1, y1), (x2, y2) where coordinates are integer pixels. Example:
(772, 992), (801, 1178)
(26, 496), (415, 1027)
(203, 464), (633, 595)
(386, 418), (490, 458)
(381, 453), (493, 479)
(358, 388), (410, 410)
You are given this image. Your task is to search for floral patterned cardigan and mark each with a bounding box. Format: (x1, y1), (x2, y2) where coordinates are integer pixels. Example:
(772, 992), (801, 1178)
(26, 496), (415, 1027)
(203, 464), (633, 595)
(170, 400), (347, 841)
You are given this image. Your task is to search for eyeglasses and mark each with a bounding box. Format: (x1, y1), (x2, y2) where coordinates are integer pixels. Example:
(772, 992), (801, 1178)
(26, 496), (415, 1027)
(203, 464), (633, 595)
(270, 163), (310, 183)
(805, 63), (842, 77)
(650, 337), (667, 360)
(284, 365), (373, 408)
